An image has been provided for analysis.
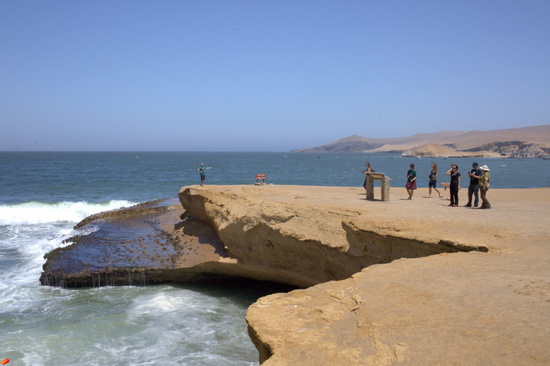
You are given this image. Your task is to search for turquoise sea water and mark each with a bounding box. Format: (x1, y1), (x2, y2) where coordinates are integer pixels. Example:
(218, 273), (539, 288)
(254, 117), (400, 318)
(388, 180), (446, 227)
(1, 152), (548, 365)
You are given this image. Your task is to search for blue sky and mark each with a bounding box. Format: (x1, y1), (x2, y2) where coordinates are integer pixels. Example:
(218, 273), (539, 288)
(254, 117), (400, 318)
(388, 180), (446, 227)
(1, 0), (549, 151)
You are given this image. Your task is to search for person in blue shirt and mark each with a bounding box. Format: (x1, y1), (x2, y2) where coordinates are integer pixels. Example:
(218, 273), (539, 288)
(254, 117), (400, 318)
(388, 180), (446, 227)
(197, 163), (211, 186)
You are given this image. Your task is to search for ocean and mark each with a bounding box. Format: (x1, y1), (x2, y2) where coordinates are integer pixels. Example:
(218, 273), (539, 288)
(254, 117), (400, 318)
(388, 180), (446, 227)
(1, 152), (548, 365)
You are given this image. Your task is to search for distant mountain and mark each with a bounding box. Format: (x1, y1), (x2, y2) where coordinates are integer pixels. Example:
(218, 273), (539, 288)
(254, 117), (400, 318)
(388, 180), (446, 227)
(292, 125), (550, 158)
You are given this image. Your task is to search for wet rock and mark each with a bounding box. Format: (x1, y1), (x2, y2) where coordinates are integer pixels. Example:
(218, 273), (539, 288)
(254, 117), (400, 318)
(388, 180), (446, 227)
(40, 199), (229, 287)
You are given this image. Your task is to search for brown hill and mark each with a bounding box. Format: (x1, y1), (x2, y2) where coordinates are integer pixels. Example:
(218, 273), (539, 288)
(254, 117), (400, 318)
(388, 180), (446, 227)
(293, 125), (550, 157)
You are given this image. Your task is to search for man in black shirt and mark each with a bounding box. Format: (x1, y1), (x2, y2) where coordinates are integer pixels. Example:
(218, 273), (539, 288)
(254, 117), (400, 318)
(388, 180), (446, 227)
(465, 162), (482, 207)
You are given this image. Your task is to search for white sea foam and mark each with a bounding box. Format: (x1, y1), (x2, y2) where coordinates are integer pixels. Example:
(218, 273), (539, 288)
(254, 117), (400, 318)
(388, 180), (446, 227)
(0, 201), (126, 311)
(126, 291), (200, 323)
(0, 197), (259, 366)
(121, 289), (256, 365)
(0, 200), (135, 225)
(0, 225), (74, 311)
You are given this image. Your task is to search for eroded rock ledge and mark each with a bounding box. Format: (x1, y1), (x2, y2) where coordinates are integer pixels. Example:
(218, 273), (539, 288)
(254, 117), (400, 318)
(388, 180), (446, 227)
(40, 185), (550, 365)
(41, 185), (487, 289)
(232, 185), (550, 366)
(179, 185), (549, 365)
(177, 186), (487, 288)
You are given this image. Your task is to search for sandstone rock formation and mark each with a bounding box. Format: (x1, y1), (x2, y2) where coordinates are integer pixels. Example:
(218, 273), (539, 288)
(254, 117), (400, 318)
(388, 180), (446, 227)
(176, 185), (550, 365)
(239, 186), (550, 365)
(40, 185), (550, 365)
(178, 185), (486, 288)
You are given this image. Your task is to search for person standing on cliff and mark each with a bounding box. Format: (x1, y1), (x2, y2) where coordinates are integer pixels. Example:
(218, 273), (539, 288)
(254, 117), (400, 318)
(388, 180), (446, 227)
(362, 162), (374, 191)
(198, 163), (211, 186)
(465, 162), (482, 207)
(446, 164), (461, 207)
(406, 163), (417, 200)
(479, 165), (491, 209)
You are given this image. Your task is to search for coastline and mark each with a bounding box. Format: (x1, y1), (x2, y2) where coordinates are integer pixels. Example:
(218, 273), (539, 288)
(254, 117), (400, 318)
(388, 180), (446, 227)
(178, 185), (550, 365)
(40, 185), (550, 364)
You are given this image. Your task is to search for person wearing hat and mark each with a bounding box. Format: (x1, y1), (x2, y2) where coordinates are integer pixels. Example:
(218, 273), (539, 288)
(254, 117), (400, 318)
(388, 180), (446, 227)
(465, 162), (482, 207)
(479, 165), (491, 209)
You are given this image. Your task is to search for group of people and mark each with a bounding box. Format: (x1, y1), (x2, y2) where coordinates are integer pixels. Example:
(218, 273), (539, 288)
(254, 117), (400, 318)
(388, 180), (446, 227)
(203, 159), (492, 209)
(406, 161), (491, 208)
(364, 161), (492, 209)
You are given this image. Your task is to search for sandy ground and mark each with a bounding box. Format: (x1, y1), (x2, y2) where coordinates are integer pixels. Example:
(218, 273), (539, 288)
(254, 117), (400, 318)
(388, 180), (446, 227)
(204, 184), (549, 252)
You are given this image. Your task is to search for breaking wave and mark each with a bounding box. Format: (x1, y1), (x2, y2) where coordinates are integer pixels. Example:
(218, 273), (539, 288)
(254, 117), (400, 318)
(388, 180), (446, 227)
(0, 200), (135, 225)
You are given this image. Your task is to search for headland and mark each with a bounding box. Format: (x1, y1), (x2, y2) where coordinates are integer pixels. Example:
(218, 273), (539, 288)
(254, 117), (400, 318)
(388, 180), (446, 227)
(293, 124), (550, 159)
(40, 184), (550, 365)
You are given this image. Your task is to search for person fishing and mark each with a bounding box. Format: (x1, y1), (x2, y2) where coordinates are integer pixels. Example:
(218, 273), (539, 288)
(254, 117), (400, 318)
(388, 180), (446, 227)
(197, 163), (211, 186)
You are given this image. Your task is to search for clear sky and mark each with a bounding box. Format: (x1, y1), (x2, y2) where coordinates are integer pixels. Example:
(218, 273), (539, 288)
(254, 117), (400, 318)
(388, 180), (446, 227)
(1, 0), (549, 151)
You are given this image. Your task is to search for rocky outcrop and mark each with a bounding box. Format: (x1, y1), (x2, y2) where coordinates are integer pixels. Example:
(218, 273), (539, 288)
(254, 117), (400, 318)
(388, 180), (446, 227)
(40, 185), (550, 365)
(400, 140), (547, 158)
(177, 186), (486, 288)
(176, 185), (550, 365)
(240, 186), (550, 365)
(463, 141), (546, 157)
(42, 184), (487, 289)
(40, 199), (234, 287)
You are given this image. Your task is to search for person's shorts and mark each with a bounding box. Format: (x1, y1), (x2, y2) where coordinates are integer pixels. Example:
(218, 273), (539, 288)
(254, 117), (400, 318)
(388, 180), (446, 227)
(200, 174), (205, 180)
(406, 181), (417, 190)
(429, 179), (437, 188)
